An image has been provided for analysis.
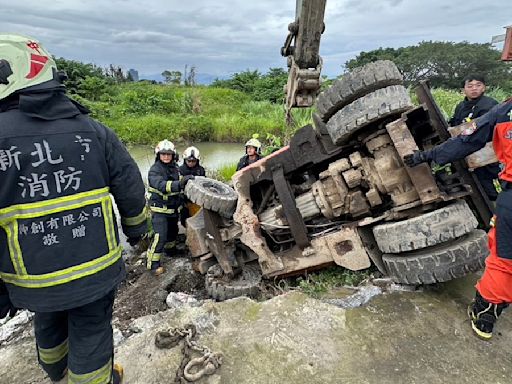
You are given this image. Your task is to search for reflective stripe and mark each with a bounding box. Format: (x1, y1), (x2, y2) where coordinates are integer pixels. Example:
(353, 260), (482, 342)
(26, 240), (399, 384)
(3, 221), (27, 275)
(0, 188), (110, 224)
(38, 339), (68, 365)
(0, 246), (122, 288)
(147, 186), (180, 201)
(69, 358), (112, 384)
(121, 206), (148, 226)
(166, 181), (172, 193)
(101, 198), (116, 251)
(149, 205), (182, 215)
(147, 233), (160, 269)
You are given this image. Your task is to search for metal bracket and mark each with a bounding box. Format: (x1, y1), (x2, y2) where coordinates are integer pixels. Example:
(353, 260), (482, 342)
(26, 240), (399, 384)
(272, 165), (310, 249)
(203, 209), (235, 278)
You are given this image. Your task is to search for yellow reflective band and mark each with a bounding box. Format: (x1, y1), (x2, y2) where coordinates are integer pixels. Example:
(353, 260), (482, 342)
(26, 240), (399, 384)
(149, 206), (176, 214)
(101, 198), (116, 252)
(147, 233), (160, 269)
(121, 206), (148, 226)
(69, 358), (112, 384)
(38, 339), (69, 365)
(166, 181), (172, 193)
(3, 221), (27, 275)
(148, 186), (180, 199)
(0, 246), (122, 288)
(151, 253), (162, 262)
(0, 187), (110, 224)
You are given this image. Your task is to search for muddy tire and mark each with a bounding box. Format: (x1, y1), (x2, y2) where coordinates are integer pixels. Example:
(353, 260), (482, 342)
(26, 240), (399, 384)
(382, 229), (488, 285)
(326, 85), (413, 145)
(372, 201), (478, 254)
(205, 263), (262, 301)
(317, 60), (403, 122)
(184, 176), (238, 218)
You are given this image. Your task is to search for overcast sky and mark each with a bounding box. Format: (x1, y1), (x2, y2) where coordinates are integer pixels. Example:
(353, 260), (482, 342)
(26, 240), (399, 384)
(1, 0), (509, 81)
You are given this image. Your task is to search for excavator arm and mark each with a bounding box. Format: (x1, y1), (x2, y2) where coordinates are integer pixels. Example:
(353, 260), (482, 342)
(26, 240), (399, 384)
(282, 0), (327, 115)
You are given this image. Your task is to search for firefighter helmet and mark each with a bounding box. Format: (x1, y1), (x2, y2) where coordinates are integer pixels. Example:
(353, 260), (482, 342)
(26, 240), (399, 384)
(245, 138), (262, 154)
(155, 139), (176, 155)
(183, 146), (201, 161)
(0, 34), (58, 100)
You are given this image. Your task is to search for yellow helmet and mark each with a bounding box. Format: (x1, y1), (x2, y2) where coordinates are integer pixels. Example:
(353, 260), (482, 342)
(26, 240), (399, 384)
(0, 34), (58, 100)
(183, 146), (201, 161)
(155, 139), (176, 155)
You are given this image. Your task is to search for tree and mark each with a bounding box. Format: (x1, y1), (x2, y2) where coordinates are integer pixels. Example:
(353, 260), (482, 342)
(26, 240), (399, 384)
(345, 41), (512, 89)
(162, 70), (182, 85)
(211, 68), (288, 103)
(54, 57), (107, 94)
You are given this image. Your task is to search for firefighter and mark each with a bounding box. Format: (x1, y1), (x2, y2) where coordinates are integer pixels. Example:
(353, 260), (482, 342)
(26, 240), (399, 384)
(448, 74), (500, 201)
(236, 138), (262, 171)
(179, 146), (205, 226)
(0, 34), (148, 383)
(404, 99), (512, 340)
(147, 140), (194, 275)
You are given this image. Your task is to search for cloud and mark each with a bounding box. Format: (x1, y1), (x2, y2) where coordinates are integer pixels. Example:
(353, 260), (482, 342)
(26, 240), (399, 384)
(0, 0), (508, 80)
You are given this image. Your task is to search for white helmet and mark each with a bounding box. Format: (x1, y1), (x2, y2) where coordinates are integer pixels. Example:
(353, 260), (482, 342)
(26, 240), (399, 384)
(0, 34), (58, 100)
(183, 146), (201, 161)
(245, 138), (262, 154)
(155, 139), (176, 155)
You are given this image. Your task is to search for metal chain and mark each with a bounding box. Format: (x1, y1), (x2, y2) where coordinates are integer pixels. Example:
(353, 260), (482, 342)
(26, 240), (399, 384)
(155, 324), (223, 383)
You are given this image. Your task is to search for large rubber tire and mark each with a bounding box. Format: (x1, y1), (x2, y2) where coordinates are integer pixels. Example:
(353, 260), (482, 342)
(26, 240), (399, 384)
(372, 200), (478, 253)
(205, 263), (262, 301)
(184, 177), (238, 218)
(317, 60), (403, 122)
(326, 85), (413, 145)
(382, 229), (488, 285)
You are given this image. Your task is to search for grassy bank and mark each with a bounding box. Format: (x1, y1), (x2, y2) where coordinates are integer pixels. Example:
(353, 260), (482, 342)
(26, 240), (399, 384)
(78, 83), (312, 145)
(77, 82), (508, 146)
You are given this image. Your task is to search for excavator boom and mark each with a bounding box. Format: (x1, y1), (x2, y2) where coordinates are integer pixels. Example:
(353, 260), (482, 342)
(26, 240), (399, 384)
(282, 0), (327, 115)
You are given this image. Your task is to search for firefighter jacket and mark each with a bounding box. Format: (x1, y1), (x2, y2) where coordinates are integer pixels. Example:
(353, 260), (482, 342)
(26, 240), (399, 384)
(448, 95), (498, 126)
(423, 100), (512, 183)
(0, 90), (148, 312)
(148, 159), (182, 217)
(179, 163), (205, 177)
(236, 154), (262, 171)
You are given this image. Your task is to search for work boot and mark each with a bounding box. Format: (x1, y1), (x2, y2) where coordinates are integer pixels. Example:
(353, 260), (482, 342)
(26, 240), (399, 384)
(150, 261), (165, 276)
(467, 291), (508, 340)
(112, 363), (124, 384)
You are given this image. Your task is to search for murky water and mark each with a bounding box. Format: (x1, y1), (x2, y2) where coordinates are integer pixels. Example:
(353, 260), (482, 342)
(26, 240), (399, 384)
(128, 142), (243, 181)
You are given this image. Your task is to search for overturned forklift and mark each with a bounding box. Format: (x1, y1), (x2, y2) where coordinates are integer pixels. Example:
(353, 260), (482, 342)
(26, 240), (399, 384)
(184, 60), (495, 300)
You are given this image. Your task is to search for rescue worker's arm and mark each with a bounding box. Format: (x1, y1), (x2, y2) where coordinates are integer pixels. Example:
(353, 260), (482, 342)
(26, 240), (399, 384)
(404, 103), (499, 167)
(148, 168), (181, 194)
(103, 126), (149, 239)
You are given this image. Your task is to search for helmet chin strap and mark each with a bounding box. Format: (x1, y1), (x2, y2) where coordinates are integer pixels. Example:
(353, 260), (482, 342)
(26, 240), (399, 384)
(0, 60), (13, 85)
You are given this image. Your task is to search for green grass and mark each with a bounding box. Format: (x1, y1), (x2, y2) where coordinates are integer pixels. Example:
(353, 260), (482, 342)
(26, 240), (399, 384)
(76, 82), (506, 147)
(77, 83), (295, 145)
(281, 267), (372, 298)
(216, 162), (238, 182)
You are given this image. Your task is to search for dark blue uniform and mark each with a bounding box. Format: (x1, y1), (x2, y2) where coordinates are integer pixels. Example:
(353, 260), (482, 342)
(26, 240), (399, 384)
(0, 88), (147, 382)
(448, 95), (498, 126)
(422, 99), (502, 201)
(147, 158), (182, 267)
(445, 94), (500, 200)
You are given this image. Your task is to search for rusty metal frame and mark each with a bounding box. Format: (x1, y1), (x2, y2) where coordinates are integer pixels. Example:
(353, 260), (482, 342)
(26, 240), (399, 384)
(203, 209), (235, 278)
(272, 165), (310, 249)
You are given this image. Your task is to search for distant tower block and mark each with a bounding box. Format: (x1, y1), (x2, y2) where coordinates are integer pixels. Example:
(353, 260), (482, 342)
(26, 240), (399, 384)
(128, 69), (139, 81)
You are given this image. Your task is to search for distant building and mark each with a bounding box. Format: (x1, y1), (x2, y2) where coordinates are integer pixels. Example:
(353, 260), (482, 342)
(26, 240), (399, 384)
(128, 69), (139, 82)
